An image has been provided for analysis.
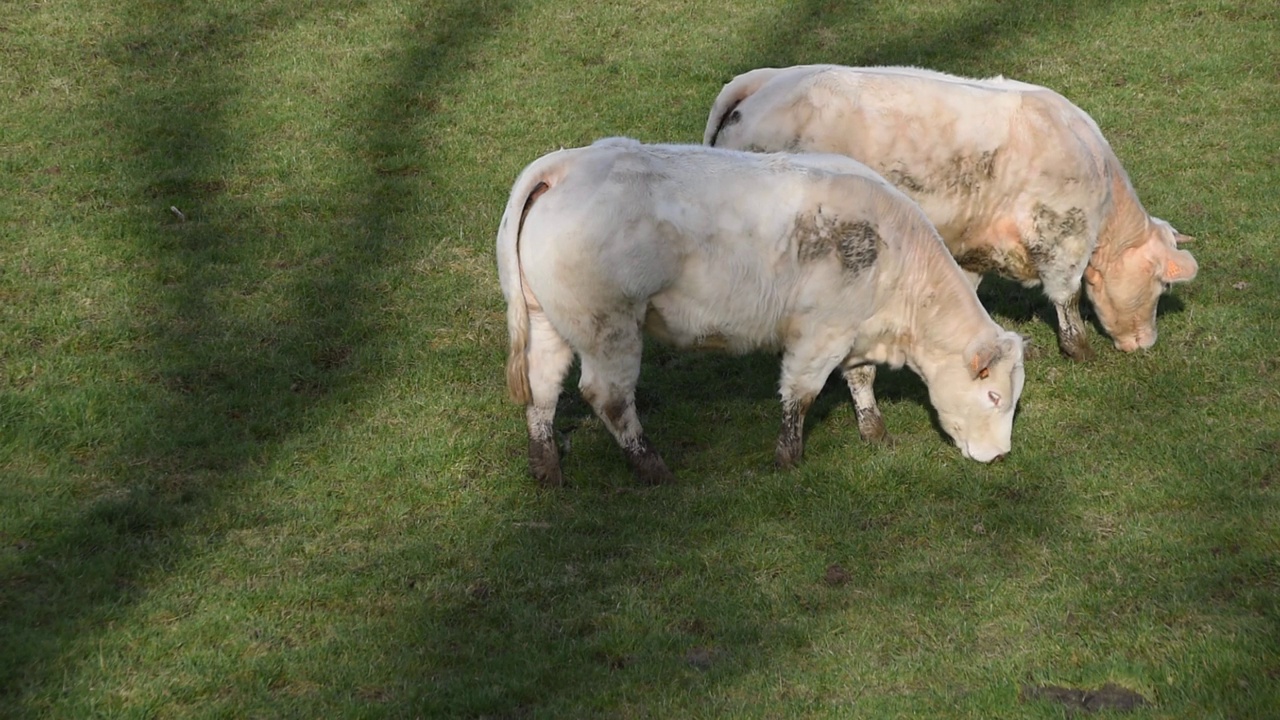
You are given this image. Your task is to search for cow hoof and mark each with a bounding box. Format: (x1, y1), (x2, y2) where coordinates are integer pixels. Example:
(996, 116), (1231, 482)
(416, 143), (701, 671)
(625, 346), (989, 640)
(857, 417), (889, 443)
(534, 467), (565, 488)
(529, 439), (564, 488)
(774, 446), (802, 469)
(625, 437), (674, 485)
(1060, 339), (1095, 362)
(636, 464), (676, 485)
(631, 456), (675, 485)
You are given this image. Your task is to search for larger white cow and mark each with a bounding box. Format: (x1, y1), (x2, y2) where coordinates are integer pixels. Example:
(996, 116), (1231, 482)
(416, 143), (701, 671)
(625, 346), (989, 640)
(497, 138), (1025, 487)
(705, 65), (1198, 360)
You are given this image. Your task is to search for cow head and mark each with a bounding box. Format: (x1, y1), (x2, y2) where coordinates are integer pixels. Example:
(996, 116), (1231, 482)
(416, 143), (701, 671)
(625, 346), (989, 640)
(925, 330), (1026, 463)
(1083, 218), (1198, 352)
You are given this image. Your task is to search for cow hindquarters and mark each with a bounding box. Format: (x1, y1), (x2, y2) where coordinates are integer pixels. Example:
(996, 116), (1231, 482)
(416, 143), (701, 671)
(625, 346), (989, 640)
(524, 312), (575, 487)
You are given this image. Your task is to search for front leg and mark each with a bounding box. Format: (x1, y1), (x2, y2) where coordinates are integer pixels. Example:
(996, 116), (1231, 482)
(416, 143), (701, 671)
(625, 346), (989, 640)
(775, 393), (815, 469)
(841, 361), (888, 443)
(1054, 288), (1095, 362)
(775, 337), (851, 468)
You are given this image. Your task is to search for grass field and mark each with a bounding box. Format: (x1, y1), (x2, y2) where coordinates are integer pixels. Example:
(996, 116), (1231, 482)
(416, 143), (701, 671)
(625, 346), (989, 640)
(2, 0), (1277, 717)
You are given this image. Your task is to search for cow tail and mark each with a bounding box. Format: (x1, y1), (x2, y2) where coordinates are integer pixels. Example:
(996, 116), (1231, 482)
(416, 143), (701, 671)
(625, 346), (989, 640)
(497, 155), (561, 405)
(703, 67), (785, 146)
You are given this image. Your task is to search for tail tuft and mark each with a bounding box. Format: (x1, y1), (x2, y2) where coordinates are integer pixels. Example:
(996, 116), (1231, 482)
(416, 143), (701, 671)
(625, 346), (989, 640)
(506, 304), (532, 404)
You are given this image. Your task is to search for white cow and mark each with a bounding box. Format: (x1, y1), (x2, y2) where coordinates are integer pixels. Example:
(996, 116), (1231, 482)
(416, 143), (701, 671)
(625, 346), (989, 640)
(497, 139), (1025, 486)
(705, 65), (1198, 360)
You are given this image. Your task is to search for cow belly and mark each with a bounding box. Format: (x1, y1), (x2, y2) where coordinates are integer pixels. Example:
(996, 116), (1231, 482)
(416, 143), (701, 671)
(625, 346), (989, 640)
(643, 290), (786, 353)
(952, 242), (1040, 284)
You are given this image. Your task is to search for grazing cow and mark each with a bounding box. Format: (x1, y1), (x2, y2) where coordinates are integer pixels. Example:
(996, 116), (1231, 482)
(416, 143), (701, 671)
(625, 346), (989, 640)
(497, 138), (1025, 487)
(704, 65), (1199, 360)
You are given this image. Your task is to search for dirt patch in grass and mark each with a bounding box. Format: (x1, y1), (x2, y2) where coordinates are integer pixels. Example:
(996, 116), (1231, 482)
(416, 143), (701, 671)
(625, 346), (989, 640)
(1021, 683), (1148, 712)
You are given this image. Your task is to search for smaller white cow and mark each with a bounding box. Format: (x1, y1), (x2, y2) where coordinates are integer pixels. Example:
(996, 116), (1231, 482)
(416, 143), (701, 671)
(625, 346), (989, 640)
(497, 139), (1025, 486)
(705, 65), (1198, 360)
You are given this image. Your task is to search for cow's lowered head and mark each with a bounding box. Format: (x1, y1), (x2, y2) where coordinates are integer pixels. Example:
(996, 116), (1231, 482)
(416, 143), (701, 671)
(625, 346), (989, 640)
(921, 329), (1026, 463)
(1084, 217), (1198, 352)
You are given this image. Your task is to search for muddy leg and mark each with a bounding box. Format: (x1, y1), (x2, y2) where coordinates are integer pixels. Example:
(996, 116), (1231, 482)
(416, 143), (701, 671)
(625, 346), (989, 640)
(1054, 289), (1095, 362)
(525, 313), (575, 487)
(775, 341), (847, 469)
(578, 325), (674, 485)
(775, 393), (816, 468)
(842, 361), (887, 443)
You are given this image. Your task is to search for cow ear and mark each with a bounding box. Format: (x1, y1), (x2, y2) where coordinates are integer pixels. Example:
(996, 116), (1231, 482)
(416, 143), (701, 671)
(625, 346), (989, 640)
(1159, 246), (1199, 284)
(967, 335), (1008, 380)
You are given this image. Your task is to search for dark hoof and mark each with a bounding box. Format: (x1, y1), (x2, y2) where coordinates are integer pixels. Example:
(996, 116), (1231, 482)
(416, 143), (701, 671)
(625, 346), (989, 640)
(635, 462), (676, 486)
(1060, 339), (1095, 362)
(857, 416), (888, 444)
(627, 437), (675, 485)
(774, 445), (802, 469)
(534, 468), (564, 488)
(529, 439), (563, 488)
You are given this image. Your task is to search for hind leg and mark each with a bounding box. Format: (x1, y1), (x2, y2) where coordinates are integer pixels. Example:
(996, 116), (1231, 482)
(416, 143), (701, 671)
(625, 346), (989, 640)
(842, 360), (888, 443)
(577, 317), (674, 485)
(525, 311), (575, 487)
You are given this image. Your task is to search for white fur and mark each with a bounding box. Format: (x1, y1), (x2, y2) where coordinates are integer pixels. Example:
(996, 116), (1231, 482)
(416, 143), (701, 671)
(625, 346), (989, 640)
(706, 65), (1198, 355)
(497, 140), (1026, 478)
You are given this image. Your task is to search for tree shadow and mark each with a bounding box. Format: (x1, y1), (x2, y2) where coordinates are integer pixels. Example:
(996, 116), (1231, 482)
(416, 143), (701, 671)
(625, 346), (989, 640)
(5, 0), (1253, 716)
(371, 1), (1129, 716)
(408, 0), (1268, 714)
(725, 0), (1137, 74)
(0, 0), (516, 707)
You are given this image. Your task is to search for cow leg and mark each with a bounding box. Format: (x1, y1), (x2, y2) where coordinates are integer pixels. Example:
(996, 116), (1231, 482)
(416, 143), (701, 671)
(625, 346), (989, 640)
(1027, 206), (1096, 361)
(841, 361), (888, 443)
(775, 392), (816, 469)
(525, 312), (575, 487)
(775, 341), (848, 468)
(577, 319), (674, 485)
(962, 269), (983, 292)
(1052, 287), (1095, 362)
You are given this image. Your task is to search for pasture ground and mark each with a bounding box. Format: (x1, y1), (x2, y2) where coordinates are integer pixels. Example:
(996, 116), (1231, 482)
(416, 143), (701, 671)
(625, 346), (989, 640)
(2, 0), (1277, 717)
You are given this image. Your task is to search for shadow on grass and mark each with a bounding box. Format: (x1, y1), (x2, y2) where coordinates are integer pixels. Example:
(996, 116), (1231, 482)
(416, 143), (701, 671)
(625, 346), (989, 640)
(372, 1), (1125, 716)
(0, 0), (517, 709)
(4, 0), (1266, 716)
(385, 1), (1275, 716)
(385, 0), (1274, 713)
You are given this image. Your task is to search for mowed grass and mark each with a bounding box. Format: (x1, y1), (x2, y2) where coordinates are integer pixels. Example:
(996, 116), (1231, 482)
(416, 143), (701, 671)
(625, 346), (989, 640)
(1, 0), (1277, 717)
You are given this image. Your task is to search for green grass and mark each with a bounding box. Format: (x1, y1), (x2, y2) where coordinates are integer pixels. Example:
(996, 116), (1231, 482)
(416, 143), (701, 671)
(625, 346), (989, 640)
(2, 0), (1277, 717)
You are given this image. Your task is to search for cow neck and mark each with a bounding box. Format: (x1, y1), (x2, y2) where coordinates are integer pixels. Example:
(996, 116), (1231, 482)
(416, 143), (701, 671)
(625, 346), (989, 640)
(1092, 159), (1151, 268)
(864, 234), (989, 371)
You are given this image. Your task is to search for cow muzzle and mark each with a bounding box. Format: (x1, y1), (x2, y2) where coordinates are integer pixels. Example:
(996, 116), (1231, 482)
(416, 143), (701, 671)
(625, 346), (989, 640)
(961, 442), (1010, 464)
(1113, 328), (1156, 353)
